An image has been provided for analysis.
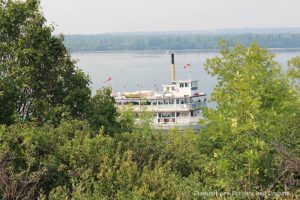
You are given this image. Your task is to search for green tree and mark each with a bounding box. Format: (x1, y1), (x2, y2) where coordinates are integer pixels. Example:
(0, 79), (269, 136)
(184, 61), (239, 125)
(117, 104), (135, 132)
(87, 87), (118, 135)
(288, 56), (300, 92)
(199, 42), (299, 193)
(279, 56), (300, 193)
(0, 0), (91, 126)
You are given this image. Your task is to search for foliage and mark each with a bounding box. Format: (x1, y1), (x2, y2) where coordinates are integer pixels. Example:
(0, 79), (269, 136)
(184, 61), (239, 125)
(0, 0), (91, 126)
(0, 121), (205, 199)
(1, 1), (300, 199)
(115, 129), (203, 177)
(199, 42), (300, 194)
(117, 104), (135, 132)
(288, 56), (300, 91)
(87, 87), (119, 135)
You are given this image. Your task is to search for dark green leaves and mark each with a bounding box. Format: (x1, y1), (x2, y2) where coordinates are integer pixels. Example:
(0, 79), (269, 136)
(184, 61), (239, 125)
(0, 0), (91, 125)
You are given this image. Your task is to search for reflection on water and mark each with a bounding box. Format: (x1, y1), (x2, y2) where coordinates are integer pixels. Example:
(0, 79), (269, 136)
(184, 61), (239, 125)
(72, 50), (300, 98)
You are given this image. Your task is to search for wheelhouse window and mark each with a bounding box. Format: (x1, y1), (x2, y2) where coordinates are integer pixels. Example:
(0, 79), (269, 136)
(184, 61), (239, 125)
(191, 81), (198, 90)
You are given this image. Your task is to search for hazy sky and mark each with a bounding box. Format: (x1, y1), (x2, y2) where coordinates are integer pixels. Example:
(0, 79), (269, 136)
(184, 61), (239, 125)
(41, 0), (300, 34)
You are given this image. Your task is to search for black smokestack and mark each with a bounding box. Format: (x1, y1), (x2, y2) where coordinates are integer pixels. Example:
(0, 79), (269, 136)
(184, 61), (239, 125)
(171, 53), (175, 64)
(171, 54), (175, 82)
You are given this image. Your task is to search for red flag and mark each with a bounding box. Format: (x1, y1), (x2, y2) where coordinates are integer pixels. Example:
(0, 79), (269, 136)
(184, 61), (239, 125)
(184, 63), (191, 69)
(104, 76), (112, 83)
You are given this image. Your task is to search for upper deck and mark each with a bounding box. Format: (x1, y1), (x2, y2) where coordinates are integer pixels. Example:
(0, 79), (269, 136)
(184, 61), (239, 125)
(115, 79), (203, 99)
(114, 79), (207, 113)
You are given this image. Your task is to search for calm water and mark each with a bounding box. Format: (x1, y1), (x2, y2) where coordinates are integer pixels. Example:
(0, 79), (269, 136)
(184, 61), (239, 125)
(72, 50), (300, 97)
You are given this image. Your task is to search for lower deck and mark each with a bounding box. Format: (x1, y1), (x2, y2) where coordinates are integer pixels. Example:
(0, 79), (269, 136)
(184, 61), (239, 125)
(135, 110), (204, 126)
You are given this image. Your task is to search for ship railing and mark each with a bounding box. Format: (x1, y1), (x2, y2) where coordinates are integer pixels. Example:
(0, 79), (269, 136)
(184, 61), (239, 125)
(153, 116), (201, 124)
(130, 102), (205, 112)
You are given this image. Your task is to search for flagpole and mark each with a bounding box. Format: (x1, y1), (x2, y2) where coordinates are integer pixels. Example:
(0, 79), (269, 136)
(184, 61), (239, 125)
(104, 76), (113, 94)
(184, 62), (191, 80)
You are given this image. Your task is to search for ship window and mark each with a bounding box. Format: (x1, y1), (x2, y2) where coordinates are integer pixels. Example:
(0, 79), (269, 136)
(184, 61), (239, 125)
(180, 83), (184, 88)
(192, 81), (197, 87)
(185, 83), (189, 87)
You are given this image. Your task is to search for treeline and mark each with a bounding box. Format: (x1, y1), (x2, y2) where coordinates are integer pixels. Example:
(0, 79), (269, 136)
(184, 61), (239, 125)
(1, 0), (300, 199)
(64, 33), (300, 51)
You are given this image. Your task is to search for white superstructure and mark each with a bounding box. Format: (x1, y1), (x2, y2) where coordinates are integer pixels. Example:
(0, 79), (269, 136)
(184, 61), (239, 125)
(114, 54), (207, 129)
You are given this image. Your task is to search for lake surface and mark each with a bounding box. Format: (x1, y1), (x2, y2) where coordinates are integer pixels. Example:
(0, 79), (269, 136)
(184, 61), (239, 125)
(72, 50), (300, 98)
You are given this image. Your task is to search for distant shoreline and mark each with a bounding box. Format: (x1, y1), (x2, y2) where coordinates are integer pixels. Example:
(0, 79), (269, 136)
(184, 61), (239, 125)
(70, 48), (300, 54)
(64, 32), (300, 53)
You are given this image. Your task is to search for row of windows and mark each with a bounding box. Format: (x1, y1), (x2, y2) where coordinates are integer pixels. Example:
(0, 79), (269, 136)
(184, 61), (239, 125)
(158, 112), (189, 118)
(135, 112), (190, 118)
(116, 99), (206, 106)
(165, 82), (194, 91)
(179, 83), (189, 88)
(157, 111), (200, 118)
(165, 87), (175, 91)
